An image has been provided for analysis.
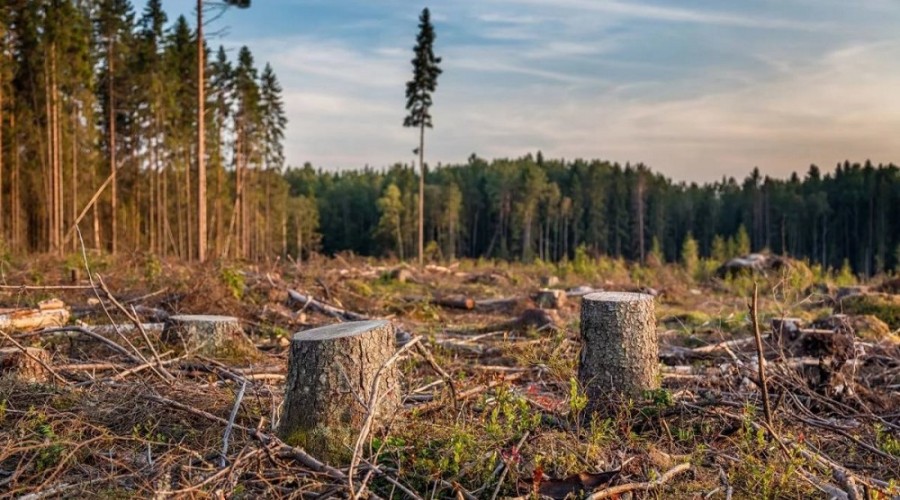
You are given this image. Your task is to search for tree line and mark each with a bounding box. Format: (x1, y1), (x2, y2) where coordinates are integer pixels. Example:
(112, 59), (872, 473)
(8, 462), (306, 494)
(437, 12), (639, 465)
(1, 3), (897, 276)
(0, 0), (286, 261)
(286, 156), (899, 276)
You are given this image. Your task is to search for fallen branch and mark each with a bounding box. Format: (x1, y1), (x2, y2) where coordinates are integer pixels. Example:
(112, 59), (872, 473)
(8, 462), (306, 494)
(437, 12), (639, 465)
(287, 289), (369, 321)
(586, 463), (691, 499)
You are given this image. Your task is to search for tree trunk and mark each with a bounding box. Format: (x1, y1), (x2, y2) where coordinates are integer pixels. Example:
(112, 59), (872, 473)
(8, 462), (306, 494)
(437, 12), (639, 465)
(578, 292), (658, 411)
(162, 314), (260, 361)
(278, 319), (401, 462)
(418, 124), (425, 266)
(108, 40), (117, 254)
(197, 0), (207, 263)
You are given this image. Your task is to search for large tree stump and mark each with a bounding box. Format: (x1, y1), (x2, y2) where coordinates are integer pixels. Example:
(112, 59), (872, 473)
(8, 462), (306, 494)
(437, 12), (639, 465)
(578, 292), (659, 411)
(278, 320), (401, 462)
(0, 347), (51, 383)
(162, 315), (259, 361)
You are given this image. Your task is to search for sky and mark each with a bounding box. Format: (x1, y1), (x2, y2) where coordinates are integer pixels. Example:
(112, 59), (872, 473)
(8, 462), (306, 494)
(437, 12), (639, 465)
(171, 0), (900, 182)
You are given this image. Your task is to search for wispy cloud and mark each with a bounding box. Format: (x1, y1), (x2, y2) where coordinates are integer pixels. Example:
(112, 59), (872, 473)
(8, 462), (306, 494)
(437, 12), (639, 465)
(496, 0), (830, 31)
(184, 0), (900, 180)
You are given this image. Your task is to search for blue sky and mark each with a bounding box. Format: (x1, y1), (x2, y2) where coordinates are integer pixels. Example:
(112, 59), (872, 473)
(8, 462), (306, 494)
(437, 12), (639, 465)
(171, 0), (900, 182)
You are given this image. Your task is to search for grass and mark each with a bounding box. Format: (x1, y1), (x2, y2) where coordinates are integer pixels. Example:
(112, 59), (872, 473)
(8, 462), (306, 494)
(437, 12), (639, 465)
(0, 253), (896, 497)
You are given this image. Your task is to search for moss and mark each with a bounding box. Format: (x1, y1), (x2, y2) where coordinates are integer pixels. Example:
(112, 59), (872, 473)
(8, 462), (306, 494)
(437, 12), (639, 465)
(847, 315), (895, 342)
(839, 294), (900, 329)
(659, 310), (712, 329)
(282, 424), (354, 464)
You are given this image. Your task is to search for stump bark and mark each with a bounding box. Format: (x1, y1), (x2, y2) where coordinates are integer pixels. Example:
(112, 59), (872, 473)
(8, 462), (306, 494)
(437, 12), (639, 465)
(278, 320), (401, 462)
(162, 315), (259, 361)
(0, 347), (51, 383)
(578, 292), (658, 411)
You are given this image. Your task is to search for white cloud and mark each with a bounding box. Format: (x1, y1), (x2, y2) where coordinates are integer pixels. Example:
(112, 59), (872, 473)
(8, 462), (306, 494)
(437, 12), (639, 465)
(214, 2), (900, 181)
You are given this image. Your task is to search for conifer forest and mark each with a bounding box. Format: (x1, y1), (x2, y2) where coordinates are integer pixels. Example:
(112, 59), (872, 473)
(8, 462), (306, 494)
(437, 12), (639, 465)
(0, 2), (898, 499)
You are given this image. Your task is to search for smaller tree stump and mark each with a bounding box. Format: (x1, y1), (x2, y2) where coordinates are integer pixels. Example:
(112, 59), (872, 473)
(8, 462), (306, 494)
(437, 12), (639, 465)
(278, 320), (401, 463)
(162, 315), (259, 361)
(0, 347), (51, 383)
(540, 276), (560, 288)
(534, 289), (566, 309)
(578, 292), (658, 412)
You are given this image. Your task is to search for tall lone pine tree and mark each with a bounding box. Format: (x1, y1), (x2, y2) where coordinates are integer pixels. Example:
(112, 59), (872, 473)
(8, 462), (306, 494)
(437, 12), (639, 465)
(404, 7), (441, 266)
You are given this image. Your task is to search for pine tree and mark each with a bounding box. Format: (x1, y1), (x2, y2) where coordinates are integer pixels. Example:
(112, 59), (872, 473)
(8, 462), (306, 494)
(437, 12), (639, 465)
(231, 46), (260, 259)
(404, 7), (441, 266)
(681, 232), (699, 277)
(95, 0), (135, 254)
(376, 183), (405, 259)
(208, 45), (233, 255)
(196, 0), (251, 263)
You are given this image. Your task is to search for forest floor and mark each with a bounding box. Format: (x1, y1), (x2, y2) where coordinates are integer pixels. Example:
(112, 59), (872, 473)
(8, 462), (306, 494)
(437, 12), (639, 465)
(0, 252), (898, 499)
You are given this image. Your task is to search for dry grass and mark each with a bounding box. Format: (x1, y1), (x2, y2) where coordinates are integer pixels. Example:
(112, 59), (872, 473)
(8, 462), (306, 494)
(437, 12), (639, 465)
(0, 253), (897, 498)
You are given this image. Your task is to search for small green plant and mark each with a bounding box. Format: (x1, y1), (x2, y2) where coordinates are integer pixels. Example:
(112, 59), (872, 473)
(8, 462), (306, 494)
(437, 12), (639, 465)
(875, 424), (900, 457)
(484, 386), (540, 440)
(219, 266), (245, 299)
(834, 259), (857, 286)
(568, 377), (588, 424)
(28, 410), (65, 472)
(645, 387), (674, 408)
(144, 255), (163, 284)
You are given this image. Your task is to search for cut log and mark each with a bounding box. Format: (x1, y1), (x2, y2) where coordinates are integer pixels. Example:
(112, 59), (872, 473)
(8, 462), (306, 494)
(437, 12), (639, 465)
(0, 299), (70, 331)
(287, 290), (369, 321)
(578, 292), (659, 410)
(446, 308), (559, 335)
(162, 315), (260, 361)
(473, 296), (525, 312)
(0, 347), (51, 383)
(403, 295), (475, 310)
(278, 320), (401, 462)
(534, 289), (566, 309)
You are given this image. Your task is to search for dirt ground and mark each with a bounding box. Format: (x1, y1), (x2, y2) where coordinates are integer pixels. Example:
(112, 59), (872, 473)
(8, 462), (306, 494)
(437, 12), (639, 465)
(0, 252), (897, 498)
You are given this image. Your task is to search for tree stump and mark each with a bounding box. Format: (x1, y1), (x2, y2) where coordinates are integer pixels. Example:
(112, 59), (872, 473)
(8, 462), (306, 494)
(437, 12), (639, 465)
(0, 347), (51, 383)
(535, 289), (566, 309)
(540, 276), (559, 288)
(278, 320), (401, 462)
(162, 315), (259, 361)
(578, 292), (658, 411)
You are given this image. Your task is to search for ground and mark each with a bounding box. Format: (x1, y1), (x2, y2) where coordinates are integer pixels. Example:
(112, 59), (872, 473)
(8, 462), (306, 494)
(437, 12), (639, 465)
(0, 252), (897, 498)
